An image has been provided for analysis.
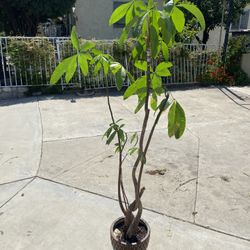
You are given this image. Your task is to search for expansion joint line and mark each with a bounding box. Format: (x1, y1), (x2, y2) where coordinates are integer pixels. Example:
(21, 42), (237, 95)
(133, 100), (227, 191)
(36, 98), (44, 176)
(0, 177), (35, 209)
(193, 135), (201, 223)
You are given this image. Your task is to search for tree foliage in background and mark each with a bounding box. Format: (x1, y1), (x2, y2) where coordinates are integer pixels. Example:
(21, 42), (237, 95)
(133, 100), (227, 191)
(190, 0), (248, 44)
(0, 0), (76, 36)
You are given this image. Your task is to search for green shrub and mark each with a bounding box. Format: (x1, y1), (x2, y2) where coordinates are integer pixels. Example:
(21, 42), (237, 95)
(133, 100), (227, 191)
(8, 38), (55, 85)
(226, 35), (250, 85)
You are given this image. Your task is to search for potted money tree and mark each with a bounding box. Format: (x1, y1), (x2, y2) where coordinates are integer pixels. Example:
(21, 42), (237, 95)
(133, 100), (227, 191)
(50, 0), (205, 249)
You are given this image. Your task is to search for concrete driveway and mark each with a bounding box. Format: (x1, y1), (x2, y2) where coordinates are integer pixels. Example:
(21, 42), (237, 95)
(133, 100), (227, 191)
(0, 87), (250, 249)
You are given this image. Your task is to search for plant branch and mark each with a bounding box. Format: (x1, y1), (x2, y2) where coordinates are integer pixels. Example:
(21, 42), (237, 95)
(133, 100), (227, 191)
(138, 95), (169, 188)
(106, 88), (127, 216)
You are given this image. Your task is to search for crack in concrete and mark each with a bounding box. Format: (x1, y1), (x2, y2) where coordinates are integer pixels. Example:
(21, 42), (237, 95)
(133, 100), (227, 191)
(174, 177), (197, 192)
(0, 156), (19, 169)
(186, 127), (201, 224)
(0, 177), (35, 209)
(0, 177), (34, 186)
(192, 136), (200, 224)
(36, 98), (44, 176)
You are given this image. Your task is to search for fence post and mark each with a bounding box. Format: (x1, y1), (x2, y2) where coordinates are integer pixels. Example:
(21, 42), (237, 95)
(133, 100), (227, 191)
(56, 39), (64, 91)
(0, 38), (7, 86)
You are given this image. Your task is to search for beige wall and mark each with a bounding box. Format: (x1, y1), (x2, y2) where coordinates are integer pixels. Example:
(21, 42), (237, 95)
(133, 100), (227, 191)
(241, 53), (250, 79)
(75, 0), (127, 40)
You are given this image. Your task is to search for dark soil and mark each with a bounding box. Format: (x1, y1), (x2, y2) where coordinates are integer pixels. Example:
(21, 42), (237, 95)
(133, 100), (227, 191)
(114, 220), (148, 244)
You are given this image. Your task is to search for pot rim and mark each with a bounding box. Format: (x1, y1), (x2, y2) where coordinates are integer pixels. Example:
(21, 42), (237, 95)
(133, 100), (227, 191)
(110, 216), (151, 245)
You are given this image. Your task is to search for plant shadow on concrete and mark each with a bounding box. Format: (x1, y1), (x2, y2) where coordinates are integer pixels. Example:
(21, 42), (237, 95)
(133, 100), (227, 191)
(50, 0), (205, 248)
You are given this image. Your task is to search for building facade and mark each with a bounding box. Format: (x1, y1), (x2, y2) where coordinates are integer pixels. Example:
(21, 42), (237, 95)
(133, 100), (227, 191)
(75, 0), (127, 39)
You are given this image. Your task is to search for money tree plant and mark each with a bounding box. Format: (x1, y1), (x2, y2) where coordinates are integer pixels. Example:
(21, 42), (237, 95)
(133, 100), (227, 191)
(51, 0), (205, 246)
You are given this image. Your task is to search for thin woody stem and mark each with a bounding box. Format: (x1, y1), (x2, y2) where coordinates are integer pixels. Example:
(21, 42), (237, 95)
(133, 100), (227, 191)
(106, 89), (127, 215)
(137, 96), (169, 189)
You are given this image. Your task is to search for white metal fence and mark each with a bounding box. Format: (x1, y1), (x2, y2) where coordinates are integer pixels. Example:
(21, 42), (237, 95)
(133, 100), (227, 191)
(0, 36), (217, 90)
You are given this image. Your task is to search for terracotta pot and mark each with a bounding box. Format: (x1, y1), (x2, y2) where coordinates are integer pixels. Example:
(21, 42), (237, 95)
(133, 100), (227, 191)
(110, 217), (150, 250)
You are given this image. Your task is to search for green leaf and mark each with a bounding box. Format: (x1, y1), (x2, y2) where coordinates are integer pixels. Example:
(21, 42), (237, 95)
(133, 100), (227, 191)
(110, 62), (122, 74)
(119, 26), (130, 45)
(126, 71), (135, 84)
(134, 60), (147, 71)
(50, 57), (72, 84)
(151, 74), (162, 91)
(94, 62), (102, 76)
(106, 131), (116, 145)
(65, 55), (77, 83)
(128, 147), (138, 155)
(162, 41), (169, 61)
(164, 0), (174, 13)
(124, 75), (146, 100)
(102, 59), (110, 76)
(135, 97), (146, 113)
(178, 3), (205, 30)
(78, 54), (88, 76)
(157, 97), (170, 112)
(71, 26), (79, 51)
(168, 100), (186, 139)
(118, 129), (125, 142)
(126, 5), (134, 25)
(159, 15), (176, 45)
(171, 6), (185, 32)
(115, 69), (124, 91)
(130, 132), (138, 145)
(148, 0), (154, 9)
(92, 48), (102, 56)
(109, 2), (131, 25)
(155, 62), (172, 77)
(134, 0), (147, 12)
(103, 127), (113, 139)
(150, 92), (158, 111)
(150, 25), (159, 58)
(81, 41), (95, 52)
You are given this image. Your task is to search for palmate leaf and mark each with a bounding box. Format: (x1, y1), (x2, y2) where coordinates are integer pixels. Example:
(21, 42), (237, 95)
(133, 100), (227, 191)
(109, 2), (132, 25)
(168, 100), (186, 139)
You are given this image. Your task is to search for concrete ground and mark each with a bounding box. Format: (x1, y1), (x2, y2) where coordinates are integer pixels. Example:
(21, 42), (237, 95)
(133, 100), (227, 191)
(0, 86), (250, 250)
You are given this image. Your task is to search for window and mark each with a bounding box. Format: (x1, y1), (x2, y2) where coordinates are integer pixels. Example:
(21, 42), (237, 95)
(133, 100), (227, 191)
(231, 10), (250, 31)
(113, 2), (127, 28)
